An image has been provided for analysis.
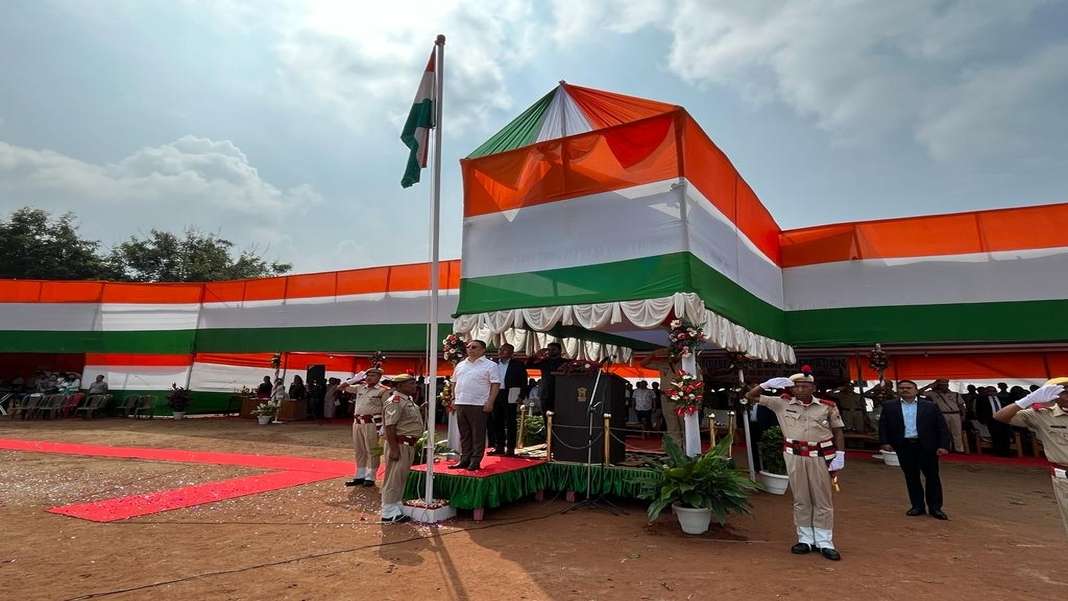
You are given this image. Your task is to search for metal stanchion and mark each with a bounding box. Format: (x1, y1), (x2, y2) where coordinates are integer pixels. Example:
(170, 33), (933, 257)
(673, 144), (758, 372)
(708, 414), (717, 447)
(517, 403), (527, 450)
(602, 413), (611, 464)
(545, 410), (554, 462)
(727, 410), (736, 459)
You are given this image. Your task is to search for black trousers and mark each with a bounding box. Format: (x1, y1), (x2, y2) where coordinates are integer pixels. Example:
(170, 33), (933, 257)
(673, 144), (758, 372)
(490, 392), (518, 452)
(896, 440), (943, 512)
(988, 420), (1012, 455)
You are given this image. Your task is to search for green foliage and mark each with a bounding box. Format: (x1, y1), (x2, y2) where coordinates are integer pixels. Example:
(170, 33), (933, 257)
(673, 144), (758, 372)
(108, 229), (291, 282)
(759, 426), (787, 475)
(640, 434), (758, 524)
(0, 207), (291, 282)
(519, 413), (546, 445)
(0, 208), (111, 280)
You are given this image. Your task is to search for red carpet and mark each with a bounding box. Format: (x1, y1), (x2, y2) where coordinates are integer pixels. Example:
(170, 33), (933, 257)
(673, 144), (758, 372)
(48, 470), (334, 522)
(0, 437), (355, 522)
(411, 454), (543, 478)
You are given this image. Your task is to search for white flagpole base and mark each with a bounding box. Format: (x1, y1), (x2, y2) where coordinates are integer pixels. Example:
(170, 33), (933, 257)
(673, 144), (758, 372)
(683, 412), (701, 456)
(402, 501), (457, 523)
(447, 411), (461, 452)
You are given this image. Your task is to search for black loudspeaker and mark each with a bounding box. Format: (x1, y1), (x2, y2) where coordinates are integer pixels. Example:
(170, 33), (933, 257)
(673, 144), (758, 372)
(306, 364), (326, 384)
(551, 373), (627, 464)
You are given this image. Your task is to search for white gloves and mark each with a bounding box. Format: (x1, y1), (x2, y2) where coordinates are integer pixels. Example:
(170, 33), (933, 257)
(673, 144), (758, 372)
(828, 451), (845, 472)
(343, 371), (367, 386)
(760, 377), (795, 390)
(1016, 384), (1064, 408)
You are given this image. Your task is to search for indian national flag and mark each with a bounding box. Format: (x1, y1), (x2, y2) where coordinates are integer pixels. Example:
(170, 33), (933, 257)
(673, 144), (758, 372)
(400, 51), (436, 188)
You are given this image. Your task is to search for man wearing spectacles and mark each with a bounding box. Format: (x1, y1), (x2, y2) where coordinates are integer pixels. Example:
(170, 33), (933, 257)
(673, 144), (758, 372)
(450, 339), (501, 471)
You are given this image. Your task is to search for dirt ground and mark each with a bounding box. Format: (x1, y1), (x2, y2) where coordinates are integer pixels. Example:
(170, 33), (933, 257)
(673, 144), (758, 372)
(1, 418), (1066, 601)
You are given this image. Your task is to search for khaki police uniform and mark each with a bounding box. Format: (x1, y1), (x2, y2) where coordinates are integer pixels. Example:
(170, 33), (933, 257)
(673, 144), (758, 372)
(1010, 402), (1068, 535)
(380, 389), (425, 520)
(351, 382), (391, 482)
(757, 393), (845, 549)
(928, 390), (967, 452)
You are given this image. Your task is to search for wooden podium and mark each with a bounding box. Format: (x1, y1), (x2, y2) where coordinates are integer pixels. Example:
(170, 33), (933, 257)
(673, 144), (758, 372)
(552, 373), (627, 464)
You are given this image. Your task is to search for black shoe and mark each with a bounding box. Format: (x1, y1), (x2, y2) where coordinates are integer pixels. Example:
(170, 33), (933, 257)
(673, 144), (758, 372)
(906, 508), (926, 516)
(820, 548), (841, 561)
(930, 510), (949, 520)
(361, 479), (376, 487)
(382, 514), (411, 524)
(465, 465), (481, 472)
(488, 449), (505, 456)
(504, 450), (516, 457)
(790, 543), (812, 555)
(345, 478), (365, 487)
(447, 462), (468, 470)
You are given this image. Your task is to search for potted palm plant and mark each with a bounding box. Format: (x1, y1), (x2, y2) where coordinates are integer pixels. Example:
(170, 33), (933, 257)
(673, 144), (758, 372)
(251, 402), (276, 425)
(641, 435), (757, 535)
(167, 384), (191, 420)
(758, 426), (790, 494)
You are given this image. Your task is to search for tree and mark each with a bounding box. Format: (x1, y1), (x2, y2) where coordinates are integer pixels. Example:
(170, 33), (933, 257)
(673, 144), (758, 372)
(0, 208), (111, 280)
(107, 229), (291, 282)
(0, 207), (292, 282)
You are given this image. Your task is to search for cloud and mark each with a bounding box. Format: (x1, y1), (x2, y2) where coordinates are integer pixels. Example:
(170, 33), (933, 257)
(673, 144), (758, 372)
(0, 136), (321, 266)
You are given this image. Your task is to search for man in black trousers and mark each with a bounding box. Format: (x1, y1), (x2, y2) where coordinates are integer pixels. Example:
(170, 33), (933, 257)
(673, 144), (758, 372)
(976, 385), (1012, 455)
(490, 343), (527, 456)
(879, 380), (952, 520)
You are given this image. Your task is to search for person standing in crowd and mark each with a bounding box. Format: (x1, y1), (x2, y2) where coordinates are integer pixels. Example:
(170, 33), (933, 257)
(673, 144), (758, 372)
(450, 340), (500, 471)
(963, 384), (979, 418)
(527, 342), (566, 412)
(340, 368), (391, 487)
(827, 382), (866, 433)
(632, 380), (655, 431)
(641, 350), (682, 442)
(307, 377), (325, 420)
(257, 376), (272, 398)
(323, 377), (341, 419)
(288, 375), (307, 405)
(879, 380), (951, 519)
(997, 382), (1012, 406)
(923, 379), (968, 452)
(977, 386), (1011, 455)
(490, 343), (526, 456)
(746, 370), (846, 561)
(994, 378), (1068, 537)
(379, 374), (424, 524)
(87, 375), (109, 396)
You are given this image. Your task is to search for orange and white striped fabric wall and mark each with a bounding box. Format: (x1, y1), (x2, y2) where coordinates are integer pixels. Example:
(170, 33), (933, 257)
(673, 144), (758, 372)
(0, 260), (461, 355)
(780, 203), (1068, 347)
(848, 351), (1068, 389)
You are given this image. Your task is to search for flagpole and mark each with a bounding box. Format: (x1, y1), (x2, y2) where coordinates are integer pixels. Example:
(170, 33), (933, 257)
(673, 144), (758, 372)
(424, 34), (445, 506)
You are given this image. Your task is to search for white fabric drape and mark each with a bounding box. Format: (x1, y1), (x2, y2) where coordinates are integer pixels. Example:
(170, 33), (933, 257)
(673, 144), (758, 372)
(453, 292), (795, 364)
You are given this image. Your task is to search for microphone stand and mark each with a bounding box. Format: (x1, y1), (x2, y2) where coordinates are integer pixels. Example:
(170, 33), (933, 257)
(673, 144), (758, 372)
(563, 355), (625, 515)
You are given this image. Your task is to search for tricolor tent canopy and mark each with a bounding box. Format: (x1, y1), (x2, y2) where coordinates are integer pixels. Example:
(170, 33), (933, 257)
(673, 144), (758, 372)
(454, 82), (795, 363)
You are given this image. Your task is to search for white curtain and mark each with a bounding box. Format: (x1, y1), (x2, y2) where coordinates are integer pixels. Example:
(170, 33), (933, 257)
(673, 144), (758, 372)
(453, 292), (795, 364)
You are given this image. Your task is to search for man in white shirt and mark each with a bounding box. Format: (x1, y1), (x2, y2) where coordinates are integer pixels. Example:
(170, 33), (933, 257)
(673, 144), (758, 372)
(450, 340), (500, 471)
(632, 380), (655, 430)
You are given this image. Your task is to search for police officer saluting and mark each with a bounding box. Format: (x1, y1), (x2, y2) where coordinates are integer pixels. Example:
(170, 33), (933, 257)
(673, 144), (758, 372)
(340, 367), (390, 487)
(994, 377), (1068, 536)
(380, 373), (425, 524)
(746, 368), (846, 561)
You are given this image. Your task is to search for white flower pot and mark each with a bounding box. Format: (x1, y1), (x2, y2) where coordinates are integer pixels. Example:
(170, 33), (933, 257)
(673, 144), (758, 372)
(257, 415), (272, 425)
(672, 504), (713, 535)
(172, 412), (186, 420)
(758, 470), (790, 495)
(882, 451), (900, 466)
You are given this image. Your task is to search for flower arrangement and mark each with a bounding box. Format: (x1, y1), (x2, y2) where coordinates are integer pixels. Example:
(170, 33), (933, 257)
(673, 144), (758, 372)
(370, 351), (387, 370)
(668, 318), (704, 361)
(167, 384), (191, 412)
(437, 377), (455, 413)
(668, 372), (704, 416)
(404, 498), (450, 510)
(868, 343), (888, 374)
(251, 402), (277, 417)
(442, 334), (467, 364)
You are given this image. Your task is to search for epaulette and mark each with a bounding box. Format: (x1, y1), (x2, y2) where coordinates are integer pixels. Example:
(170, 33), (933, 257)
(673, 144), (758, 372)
(780, 393), (792, 400)
(386, 394), (402, 404)
(818, 398), (837, 407)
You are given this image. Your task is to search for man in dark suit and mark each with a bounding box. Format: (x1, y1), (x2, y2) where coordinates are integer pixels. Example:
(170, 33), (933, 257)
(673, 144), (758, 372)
(490, 343), (527, 456)
(879, 380), (952, 519)
(527, 342), (566, 412)
(976, 386), (1011, 455)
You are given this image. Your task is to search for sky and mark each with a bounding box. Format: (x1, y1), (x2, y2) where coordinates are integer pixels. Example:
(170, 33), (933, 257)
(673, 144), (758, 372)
(2, 0), (1067, 274)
